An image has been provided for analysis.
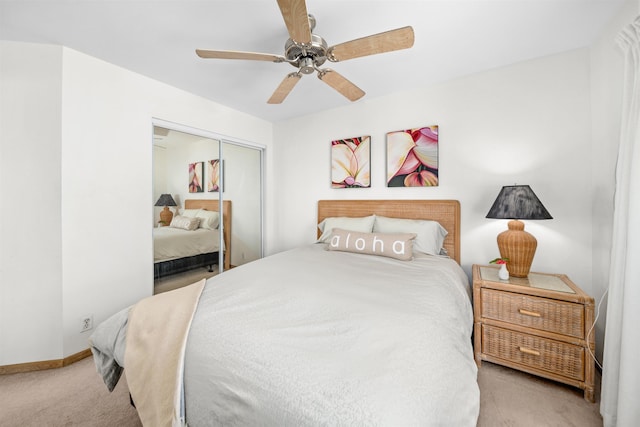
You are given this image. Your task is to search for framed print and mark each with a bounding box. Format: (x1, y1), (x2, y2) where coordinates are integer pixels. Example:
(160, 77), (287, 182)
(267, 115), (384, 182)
(207, 159), (221, 192)
(386, 125), (438, 187)
(331, 135), (371, 188)
(189, 161), (204, 193)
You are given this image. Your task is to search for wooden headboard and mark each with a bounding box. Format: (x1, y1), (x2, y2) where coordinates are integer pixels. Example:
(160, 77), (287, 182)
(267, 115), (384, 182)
(185, 199), (232, 270)
(317, 200), (461, 264)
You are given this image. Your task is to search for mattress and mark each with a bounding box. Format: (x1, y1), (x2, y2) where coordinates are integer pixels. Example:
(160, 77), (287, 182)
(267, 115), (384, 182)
(153, 226), (221, 262)
(184, 244), (478, 425)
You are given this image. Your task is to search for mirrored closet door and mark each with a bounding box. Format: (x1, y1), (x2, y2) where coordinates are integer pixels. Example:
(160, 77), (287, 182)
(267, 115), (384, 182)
(220, 140), (263, 267)
(152, 122), (263, 290)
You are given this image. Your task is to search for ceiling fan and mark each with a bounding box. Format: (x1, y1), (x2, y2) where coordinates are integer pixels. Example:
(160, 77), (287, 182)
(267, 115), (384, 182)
(196, 0), (414, 104)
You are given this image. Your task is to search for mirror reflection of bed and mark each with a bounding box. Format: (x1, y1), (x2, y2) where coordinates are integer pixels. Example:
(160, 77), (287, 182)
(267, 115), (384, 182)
(152, 123), (264, 294)
(154, 199), (231, 294)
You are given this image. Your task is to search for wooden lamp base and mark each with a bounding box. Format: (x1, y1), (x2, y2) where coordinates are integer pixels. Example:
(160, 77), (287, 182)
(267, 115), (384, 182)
(496, 220), (537, 278)
(159, 206), (174, 226)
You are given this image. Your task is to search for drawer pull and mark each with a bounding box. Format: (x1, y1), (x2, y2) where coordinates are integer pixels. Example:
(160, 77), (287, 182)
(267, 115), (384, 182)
(518, 308), (541, 318)
(519, 346), (541, 356)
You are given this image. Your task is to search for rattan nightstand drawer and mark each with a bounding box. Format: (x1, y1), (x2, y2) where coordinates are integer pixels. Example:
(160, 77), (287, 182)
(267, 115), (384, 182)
(481, 325), (585, 381)
(481, 288), (584, 338)
(473, 265), (596, 402)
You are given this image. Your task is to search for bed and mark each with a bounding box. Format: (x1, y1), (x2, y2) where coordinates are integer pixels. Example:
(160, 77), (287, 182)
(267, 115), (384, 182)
(154, 199), (231, 278)
(91, 199), (480, 426)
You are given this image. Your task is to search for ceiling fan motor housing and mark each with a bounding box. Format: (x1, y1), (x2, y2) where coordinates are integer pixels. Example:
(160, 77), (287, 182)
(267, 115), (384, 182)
(284, 33), (328, 72)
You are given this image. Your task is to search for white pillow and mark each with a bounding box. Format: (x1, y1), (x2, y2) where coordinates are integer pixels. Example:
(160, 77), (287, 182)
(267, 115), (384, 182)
(169, 215), (200, 231)
(317, 215), (375, 243)
(180, 208), (201, 218)
(373, 216), (447, 256)
(196, 210), (220, 230)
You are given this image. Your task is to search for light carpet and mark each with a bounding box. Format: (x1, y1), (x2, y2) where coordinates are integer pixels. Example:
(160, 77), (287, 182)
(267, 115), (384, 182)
(0, 356), (602, 426)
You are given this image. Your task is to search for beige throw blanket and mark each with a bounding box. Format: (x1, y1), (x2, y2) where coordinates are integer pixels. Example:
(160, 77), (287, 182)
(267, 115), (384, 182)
(125, 279), (206, 427)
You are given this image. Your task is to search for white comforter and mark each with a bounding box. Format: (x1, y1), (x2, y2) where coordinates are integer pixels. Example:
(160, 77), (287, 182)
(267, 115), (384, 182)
(153, 226), (221, 262)
(183, 244), (479, 426)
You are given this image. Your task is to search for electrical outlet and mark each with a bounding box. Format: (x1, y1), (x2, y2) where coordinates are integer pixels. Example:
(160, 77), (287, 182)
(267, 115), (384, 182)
(81, 315), (93, 333)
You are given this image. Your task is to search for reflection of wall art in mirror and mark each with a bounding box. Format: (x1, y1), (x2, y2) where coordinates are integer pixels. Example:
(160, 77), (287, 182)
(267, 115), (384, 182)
(189, 162), (204, 193)
(207, 159), (223, 192)
(386, 125), (439, 187)
(331, 135), (371, 188)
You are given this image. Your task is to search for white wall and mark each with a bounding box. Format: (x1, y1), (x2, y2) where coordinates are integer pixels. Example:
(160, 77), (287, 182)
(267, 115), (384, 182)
(589, 0), (638, 361)
(0, 42), (64, 364)
(273, 49), (594, 296)
(0, 42), (273, 364)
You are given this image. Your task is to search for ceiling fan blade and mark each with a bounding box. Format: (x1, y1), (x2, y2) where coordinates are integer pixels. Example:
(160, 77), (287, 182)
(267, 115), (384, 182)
(276, 0), (312, 44)
(267, 73), (302, 104)
(327, 26), (415, 62)
(196, 49), (285, 63)
(317, 69), (365, 102)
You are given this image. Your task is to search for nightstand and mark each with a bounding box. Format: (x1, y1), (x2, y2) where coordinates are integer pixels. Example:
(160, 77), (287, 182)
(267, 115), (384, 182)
(472, 264), (596, 402)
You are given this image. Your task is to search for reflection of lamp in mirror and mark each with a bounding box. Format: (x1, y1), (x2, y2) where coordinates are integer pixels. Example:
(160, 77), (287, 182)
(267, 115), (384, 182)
(486, 185), (552, 277)
(155, 194), (177, 226)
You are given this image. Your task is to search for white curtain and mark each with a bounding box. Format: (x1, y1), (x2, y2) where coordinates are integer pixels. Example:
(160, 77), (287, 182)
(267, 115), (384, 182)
(600, 16), (640, 427)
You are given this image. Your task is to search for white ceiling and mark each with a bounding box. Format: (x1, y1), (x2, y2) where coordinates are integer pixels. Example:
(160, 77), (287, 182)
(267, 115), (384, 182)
(0, 0), (626, 123)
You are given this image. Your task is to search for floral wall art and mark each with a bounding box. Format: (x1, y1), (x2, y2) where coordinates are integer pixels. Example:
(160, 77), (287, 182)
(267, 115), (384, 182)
(189, 161), (203, 193)
(331, 136), (371, 188)
(207, 159), (221, 192)
(386, 125), (439, 187)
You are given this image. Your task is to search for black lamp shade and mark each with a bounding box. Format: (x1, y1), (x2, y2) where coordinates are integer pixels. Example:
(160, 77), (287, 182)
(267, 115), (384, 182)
(486, 185), (552, 220)
(154, 194), (177, 207)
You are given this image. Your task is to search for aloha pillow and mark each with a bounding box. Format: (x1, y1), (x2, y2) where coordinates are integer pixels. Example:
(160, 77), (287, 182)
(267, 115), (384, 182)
(373, 216), (448, 256)
(327, 228), (416, 261)
(195, 210), (220, 230)
(317, 215), (376, 243)
(169, 215), (200, 231)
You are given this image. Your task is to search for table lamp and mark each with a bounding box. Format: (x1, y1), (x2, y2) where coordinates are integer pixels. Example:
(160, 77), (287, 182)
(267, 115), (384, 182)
(155, 194), (177, 225)
(486, 185), (552, 277)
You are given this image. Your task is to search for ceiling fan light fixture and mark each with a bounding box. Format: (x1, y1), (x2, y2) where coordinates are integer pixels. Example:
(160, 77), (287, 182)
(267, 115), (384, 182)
(299, 57), (315, 74)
